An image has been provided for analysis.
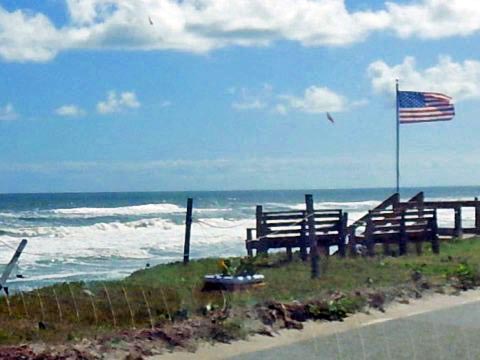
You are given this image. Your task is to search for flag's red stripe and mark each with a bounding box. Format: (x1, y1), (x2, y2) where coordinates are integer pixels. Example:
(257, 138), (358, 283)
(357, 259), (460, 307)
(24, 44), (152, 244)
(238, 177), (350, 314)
(423, 92), (452, 100)
(400, 118), (453, 124)
(400, 106), (453, 113)
(400, 115), (454, 121)
(400, 113), (455, 119)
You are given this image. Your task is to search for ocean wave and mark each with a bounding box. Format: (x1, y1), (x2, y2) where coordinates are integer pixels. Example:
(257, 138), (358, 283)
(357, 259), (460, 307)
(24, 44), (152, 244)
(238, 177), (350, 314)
(0, 216), (253, 264)
(51, 203), (185, 217)
(0, 217), (178, 238)
(286, 200), (380, 210)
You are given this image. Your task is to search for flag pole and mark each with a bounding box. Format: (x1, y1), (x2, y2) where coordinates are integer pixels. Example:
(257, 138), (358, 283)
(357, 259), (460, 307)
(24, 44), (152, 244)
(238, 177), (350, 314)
(395, 79), (400, 194)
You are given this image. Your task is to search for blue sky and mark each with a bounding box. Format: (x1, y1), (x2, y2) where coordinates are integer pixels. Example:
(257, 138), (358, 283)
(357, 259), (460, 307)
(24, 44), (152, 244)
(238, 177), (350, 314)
(0, 0), (479, 192)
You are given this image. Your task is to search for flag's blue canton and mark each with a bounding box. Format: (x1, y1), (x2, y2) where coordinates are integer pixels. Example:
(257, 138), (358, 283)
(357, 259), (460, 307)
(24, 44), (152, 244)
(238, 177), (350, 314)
(398, 92), (425, 108)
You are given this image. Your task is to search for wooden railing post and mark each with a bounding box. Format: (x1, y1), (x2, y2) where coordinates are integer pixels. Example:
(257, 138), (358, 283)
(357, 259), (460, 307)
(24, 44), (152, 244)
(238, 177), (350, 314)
(286, 246), (293, 261)
(392, 192), (400, 211)
(365, 212), (375, 257)
(432, 209), (440, 254)
(246, 228), (253, 257)
(300, 211), (308, 261)
(305, 194), (320, 278)
(256, 205), (267, 255)
(475, 197), (480, 235)
(454, 206), (463, 238)
(338, 212), (348, 257)
(183, 198), (193, 265)
(416, 194), (425, 255)
(399, 210), (407, 256)
(383, 212), (391, 256)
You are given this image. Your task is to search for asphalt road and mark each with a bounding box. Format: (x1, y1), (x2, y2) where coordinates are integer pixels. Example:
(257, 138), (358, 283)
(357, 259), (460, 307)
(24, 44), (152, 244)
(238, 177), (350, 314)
(230, 301), (480, 360)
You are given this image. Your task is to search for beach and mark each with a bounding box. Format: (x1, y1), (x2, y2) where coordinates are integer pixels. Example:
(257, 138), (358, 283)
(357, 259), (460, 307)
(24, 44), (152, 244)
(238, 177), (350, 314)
(1, 187), (479, 290)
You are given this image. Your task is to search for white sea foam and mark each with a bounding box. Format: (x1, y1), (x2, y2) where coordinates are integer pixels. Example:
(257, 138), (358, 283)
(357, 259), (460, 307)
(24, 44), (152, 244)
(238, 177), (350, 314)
(283, 200), (380, 211)
(0, 217), (254, 267)
(51, 203), (185, 217)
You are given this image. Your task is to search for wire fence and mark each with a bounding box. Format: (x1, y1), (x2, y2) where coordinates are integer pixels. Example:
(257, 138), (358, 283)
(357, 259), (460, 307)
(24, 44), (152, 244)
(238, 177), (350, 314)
(0, 282), (204, 329)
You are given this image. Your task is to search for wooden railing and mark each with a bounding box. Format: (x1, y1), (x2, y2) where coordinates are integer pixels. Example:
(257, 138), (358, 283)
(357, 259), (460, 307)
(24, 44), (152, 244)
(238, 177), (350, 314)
(245, 192), (479, 259)
(245, 206), (348, 259)
(364, 208), (439, 256)
(399, 195), (480, 237)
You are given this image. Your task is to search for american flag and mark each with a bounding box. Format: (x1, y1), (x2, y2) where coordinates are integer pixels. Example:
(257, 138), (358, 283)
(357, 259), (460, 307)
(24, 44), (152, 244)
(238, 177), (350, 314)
(398, 91), (455, 124)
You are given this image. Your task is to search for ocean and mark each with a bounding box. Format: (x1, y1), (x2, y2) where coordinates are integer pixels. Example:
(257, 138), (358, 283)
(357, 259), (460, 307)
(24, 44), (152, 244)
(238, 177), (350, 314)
(0, 186), (479, 290)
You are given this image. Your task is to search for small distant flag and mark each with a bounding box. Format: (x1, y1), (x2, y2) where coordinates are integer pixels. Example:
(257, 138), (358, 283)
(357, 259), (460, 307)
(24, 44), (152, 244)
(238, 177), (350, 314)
(326, 112), (335, 124)
(398, 91), (455, 124)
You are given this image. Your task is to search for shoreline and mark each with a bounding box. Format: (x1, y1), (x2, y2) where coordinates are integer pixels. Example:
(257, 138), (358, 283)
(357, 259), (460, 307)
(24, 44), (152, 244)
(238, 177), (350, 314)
(155, 289), (480, 359)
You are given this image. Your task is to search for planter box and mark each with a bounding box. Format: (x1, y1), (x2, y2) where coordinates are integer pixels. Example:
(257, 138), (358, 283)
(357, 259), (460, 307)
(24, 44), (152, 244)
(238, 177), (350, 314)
(202, 274), (265, 291)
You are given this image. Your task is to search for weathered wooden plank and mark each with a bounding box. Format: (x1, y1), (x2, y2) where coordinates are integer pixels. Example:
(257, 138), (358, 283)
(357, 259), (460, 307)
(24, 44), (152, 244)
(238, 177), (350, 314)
(264, 219), (341, 228)
(306, 194), (320, 278)
(183, 198), (193, 265)
(338, 212), (347, 257)
(431, 210), (440, 254)
(421, 201), (477, 208)
(263, 213), (341, 221)
(348, 193), (400, 231)
(475, 197), (480, 235)
(300, 211), (308, 261)
(454, 206), (463, 238)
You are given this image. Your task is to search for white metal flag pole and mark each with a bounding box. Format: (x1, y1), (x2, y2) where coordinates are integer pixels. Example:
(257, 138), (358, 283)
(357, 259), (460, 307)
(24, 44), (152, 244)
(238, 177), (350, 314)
(396, 79), (400, 195)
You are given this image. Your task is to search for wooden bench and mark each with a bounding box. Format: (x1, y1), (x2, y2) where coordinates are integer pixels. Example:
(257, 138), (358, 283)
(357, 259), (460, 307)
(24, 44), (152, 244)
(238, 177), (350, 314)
(245, 206), (348, 259)
(359, 208), (439, 256)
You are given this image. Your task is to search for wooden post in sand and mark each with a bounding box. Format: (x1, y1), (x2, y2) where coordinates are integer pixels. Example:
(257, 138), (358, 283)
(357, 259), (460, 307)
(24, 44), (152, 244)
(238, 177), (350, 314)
(475, 197), (480, 235)
(454, 206), (463, 238)
(305, 194), (319, 279)
(183, 198), (193, 265)
(256, 205), (267, 255)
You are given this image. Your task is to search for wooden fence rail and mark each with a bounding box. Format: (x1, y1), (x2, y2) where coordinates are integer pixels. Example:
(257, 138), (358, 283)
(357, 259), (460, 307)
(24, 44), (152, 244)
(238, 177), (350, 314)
(246, 203), (348, 260)
(399, 195), (480, 237)
(245, 192), (478, 260)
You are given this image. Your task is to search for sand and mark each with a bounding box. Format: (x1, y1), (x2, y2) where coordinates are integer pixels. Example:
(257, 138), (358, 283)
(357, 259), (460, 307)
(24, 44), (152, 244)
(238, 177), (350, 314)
(152, 289), (480, 359)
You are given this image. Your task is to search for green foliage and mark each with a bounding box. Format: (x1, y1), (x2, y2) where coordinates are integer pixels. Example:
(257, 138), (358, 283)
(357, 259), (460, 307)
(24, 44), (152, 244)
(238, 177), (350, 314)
(447, 262), (479, 289)
(218, 257), (257, 276)
(1, 237), (480, 344)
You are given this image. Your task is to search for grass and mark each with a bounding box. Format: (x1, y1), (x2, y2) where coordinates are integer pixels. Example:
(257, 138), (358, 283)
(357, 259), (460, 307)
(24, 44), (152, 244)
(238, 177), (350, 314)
(1, 237), (480, 346)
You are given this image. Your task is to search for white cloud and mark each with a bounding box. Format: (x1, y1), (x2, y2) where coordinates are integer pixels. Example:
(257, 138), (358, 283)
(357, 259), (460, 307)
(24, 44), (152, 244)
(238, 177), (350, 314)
(385, 0), (480, 39)
(231, 84), (352, 114)
(368, 56), (480, 101)
(0, 103), (18, 120)
(0, 7), (66, 62)
(55, 104), (86, 117)
(2, 1), (480, 62)
(231, 84), (271, 111)
(97, 90), (140, 114)
(279, 86), (347, 113)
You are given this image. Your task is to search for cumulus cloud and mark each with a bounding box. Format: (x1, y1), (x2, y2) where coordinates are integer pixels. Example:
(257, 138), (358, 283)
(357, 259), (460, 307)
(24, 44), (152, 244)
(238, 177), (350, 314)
(55, 104), (86, 117)
(230, 84), (352, 115)
(0, 103), (18, 120)
(2, 1), (480, 62)
(368, 56), (480, 101)
(97, 91), (140, 114)
(385, 0), (480, 39)
(279, 86), (347, 113)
